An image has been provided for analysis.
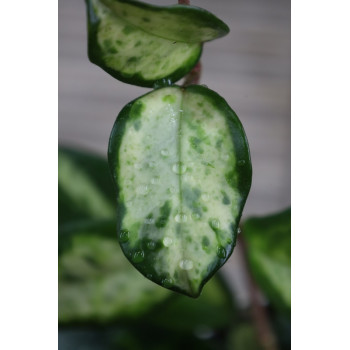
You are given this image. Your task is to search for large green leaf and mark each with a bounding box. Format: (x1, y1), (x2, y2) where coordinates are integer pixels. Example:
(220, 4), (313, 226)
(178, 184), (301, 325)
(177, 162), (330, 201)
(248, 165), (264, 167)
(58, 220), (170, 324)
(86, 0), (228, 87)
(58, 147), (115, 228)
(243, 208), (291, 314)
(108, 85), (252, 297)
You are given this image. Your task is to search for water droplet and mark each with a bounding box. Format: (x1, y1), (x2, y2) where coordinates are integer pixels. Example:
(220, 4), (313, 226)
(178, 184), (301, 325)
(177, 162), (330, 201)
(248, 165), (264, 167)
(160, 149), (169, 157)
(191, 212), (201, 221)
(179, 259), (193, 270)
(216, 246), (226, 259)
(211, 219), (220, 229)
(175, 212), (187, 223)
(151, 176), (160, 185)
(163, 237), (173, 247)
(134, 163), (142, 170)
(146, 240), (156, 250)
(136, 184), (149, 195)
(169, 117), (176, 125)
(168, 186), (179, 194)
(119, 230), (129, 243)
(172, 162), (187, 174)
(238, 160), (246, 166)
(132, 250), (145, 263)
(148, 161), (156, 168)
(162, 278), (173, 287)
(201, 193), (210, 202)
(237, 227), (241, 235)
(144, 217), (155, 225)
(221, 154), (229, 161)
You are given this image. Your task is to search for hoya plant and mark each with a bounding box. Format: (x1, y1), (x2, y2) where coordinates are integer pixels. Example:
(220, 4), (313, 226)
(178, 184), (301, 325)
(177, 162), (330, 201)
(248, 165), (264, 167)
(85, 0), (252, 297)
(59, 0), (290, 349)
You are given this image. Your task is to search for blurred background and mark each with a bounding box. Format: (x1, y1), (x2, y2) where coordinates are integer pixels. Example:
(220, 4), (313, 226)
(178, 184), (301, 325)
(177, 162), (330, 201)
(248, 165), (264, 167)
(59, 0), (290, 348)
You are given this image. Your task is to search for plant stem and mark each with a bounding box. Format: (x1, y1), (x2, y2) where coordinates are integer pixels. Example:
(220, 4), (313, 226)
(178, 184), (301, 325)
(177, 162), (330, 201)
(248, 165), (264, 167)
(178, 0), (202, 86)
(183, 62), (202, 86)
(238, 234), (279, 350)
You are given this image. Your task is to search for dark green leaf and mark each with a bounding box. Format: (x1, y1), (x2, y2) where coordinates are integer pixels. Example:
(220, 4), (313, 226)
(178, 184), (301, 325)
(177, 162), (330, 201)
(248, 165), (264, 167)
(243, 208), (291, 314)
(58, 147), (116, 228)
(108, 85), (252, 297)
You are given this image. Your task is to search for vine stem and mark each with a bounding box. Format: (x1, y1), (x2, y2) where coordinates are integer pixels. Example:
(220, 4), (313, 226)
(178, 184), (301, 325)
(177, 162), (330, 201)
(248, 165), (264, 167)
(238, 234), (279, 350)
(178, 0), (202, 86)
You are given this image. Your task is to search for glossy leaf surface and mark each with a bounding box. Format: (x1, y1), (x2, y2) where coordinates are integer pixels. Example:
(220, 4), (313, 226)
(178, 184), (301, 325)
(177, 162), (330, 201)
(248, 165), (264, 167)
(108, 85), (252, 297)
(86, 0), (202, 87)
(243, 208), (291, 314)
(58, 147), (115, 228)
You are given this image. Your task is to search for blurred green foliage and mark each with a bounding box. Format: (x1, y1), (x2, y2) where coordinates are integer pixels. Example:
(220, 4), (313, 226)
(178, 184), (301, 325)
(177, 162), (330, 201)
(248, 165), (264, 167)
(58, 146), (290, 349)
(243, 208), (291, 315)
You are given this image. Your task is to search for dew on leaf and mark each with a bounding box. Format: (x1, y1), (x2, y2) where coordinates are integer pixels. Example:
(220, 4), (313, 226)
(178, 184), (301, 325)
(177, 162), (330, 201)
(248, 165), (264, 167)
(172, 162), (187, 174)
(163, 237), (173, 247)
(132, 250), (145, 263)
(119, 230), (130, 243)
(216, 246), (226, 259)
(175, 212), (187, 223)
(179, 259), (193, 270)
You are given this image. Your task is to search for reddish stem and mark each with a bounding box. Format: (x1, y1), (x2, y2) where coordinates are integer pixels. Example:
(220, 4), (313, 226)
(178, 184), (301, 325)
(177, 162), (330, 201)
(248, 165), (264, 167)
(177, 0), (202, 86)
(183, 62), (202, 86)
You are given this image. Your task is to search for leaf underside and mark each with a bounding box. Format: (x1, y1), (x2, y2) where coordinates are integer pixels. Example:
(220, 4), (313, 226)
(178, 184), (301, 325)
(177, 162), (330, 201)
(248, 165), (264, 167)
(100, 0), (230, 43)
(108, 85), (252, 297)
(243, 208), (291, 313)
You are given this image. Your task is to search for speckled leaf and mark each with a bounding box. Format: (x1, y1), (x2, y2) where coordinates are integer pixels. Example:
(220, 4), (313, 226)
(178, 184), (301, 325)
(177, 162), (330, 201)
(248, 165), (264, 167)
(58, 147), (115, 228)
(58, 220), (170, 324)
(100, 0), (229, 43)
(108, 85), (252, 297)
(86, 0), (202, 87)
(243, 208), (291, 314)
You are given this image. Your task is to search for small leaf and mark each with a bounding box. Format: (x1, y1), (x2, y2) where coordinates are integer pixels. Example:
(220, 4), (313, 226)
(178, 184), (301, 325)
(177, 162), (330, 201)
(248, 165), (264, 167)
(86, 0), (202, 87)
(58, 147), (115, 228)
(58, 220), (170, 324)
(243, 208), (291, 314)
(108, 85), (252, 297)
